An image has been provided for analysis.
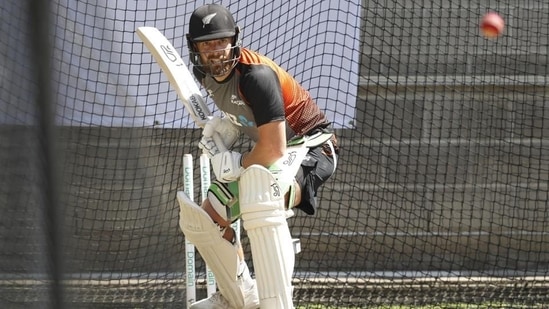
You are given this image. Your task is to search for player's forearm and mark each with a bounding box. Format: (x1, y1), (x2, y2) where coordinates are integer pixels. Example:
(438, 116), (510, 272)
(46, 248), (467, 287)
(241, 143), (285, 169)
(241, 120), (287, 168)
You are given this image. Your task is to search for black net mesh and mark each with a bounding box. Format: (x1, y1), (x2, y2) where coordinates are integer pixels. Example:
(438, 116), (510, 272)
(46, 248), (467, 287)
(1, 0), (548, 308)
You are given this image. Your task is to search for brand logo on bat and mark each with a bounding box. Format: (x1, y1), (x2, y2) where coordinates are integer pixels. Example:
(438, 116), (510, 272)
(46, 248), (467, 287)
(160, 45), (179, 64)
(189, 95), (208, 121)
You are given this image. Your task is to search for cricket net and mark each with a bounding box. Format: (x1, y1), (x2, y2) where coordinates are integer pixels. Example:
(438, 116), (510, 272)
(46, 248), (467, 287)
(1, 0), (549, 308)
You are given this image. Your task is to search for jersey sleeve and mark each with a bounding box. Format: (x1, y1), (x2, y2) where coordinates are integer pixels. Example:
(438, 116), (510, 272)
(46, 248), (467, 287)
(239, 65), (285, 127)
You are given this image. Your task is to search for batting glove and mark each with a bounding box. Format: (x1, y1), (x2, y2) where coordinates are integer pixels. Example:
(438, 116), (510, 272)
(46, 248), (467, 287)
(211, 151), (243, 183)
(199, 135), (224, 158)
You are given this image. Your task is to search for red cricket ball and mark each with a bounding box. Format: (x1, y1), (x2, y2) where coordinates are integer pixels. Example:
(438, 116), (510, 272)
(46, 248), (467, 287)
(481, 12), (505, 38)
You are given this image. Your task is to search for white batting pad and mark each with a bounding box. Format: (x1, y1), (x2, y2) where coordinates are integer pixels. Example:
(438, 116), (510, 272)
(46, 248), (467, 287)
(239, 165), (295, 309)
(269, 144), (309, 194)
(177, 191), (245, 308)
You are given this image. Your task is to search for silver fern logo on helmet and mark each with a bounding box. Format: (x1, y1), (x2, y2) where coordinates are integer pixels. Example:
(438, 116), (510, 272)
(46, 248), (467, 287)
(202, 13), (217, 27)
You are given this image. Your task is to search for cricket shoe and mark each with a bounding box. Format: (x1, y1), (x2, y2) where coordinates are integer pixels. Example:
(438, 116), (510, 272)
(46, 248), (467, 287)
(189, 279), (259, 309)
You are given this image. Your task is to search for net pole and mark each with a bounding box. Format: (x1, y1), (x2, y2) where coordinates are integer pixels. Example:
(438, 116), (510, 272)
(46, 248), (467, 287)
(29, 0), (65, 307)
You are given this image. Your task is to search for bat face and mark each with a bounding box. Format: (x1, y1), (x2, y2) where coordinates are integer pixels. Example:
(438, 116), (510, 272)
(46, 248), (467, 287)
(136, 27), (212, 128)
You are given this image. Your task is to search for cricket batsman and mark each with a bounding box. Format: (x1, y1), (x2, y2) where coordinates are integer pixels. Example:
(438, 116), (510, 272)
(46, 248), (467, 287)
(177, 4), (339, 308)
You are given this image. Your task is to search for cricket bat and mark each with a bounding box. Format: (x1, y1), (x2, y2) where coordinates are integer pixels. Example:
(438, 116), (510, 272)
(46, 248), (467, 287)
(136, 26), (212, 128)
(137, 26), (211, 307)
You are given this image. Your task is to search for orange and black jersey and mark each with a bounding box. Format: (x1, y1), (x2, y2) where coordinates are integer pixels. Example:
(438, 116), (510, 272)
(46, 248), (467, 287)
(193, 48), (331, 142)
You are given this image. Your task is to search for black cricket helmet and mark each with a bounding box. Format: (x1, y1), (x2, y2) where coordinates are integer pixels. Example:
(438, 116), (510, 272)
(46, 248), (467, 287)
(186, 4), (241, 76)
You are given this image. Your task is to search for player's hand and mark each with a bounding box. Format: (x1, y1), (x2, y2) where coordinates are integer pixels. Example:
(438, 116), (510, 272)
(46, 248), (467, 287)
(199, 116), (240, 158)
(211, 151), (243, 183)
(206, 115), (240, 149)
(199, 134), (225, 158)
